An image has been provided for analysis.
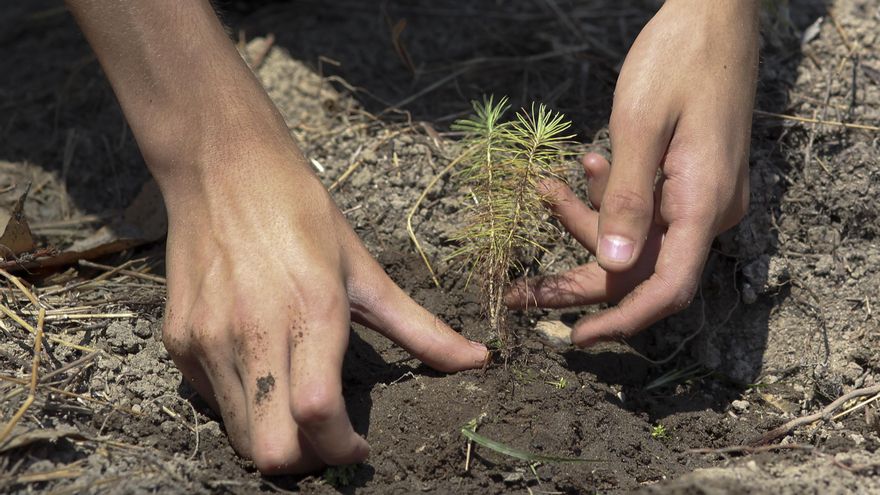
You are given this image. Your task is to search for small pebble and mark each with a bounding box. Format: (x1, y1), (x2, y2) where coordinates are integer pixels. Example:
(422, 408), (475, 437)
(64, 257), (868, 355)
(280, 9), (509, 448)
(502, 472), (523, 483)
(133, 319), (154, 339)
(732, 399), (750, 413)
(534, 320), (571, 349)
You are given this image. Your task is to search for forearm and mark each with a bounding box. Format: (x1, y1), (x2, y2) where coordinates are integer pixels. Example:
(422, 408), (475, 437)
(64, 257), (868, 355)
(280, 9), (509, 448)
(65, 0), (294, 190)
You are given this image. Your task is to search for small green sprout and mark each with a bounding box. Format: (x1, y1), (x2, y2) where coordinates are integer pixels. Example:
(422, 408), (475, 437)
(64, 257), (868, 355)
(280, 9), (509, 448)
(323, 464), (357, 488)
(650, 424), (669, 440)
(546, 377), (568, 389)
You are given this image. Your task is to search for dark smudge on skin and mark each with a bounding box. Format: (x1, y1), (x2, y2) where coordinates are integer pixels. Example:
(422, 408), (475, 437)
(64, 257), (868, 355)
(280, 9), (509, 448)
(254, 373), (276, 405)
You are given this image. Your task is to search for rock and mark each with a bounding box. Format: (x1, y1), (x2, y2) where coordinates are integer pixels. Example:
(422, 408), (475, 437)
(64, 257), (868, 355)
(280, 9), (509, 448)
(732, 400), (750, 413)
(814, 254), (834, 276)
(105, 321), (142, 354)
(132, 319), (154, 339)
(360, 149), (378, 163)
(842, 362), (864, 384)
(533, 320), (572, 349)
(502, 472), (523, 483)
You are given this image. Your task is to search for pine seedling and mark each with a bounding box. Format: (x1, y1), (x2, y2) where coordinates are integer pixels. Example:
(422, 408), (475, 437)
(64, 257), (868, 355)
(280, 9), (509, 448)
(449, 96), (574, 349)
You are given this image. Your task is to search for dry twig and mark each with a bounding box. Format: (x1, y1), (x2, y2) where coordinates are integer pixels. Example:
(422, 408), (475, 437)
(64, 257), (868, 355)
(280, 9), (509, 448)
(751, 384), (880, 446)
(78, 259), (166, 284)
(754, 109), (880, 132)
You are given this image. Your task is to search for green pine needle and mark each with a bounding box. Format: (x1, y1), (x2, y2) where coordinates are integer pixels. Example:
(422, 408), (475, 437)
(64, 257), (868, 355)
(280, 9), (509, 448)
(449, 95), (575, 345)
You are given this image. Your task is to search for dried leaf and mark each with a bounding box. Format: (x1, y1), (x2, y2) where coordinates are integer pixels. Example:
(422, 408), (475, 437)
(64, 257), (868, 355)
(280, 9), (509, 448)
(0, 180), (167, 272)
(0, 185), (36, 258)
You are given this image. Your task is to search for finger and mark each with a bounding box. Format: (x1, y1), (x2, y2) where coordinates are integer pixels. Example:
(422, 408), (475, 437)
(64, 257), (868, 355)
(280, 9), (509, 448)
(345, 250), (488, 373)
(581, 152), (610, 209)
(504, 263), (610, 309)
(598, 104), (675, 271)
(189, 352), (252, 458)
(540, 178), (599, 252)
(290, 289), (370, 466)
(234, 317), (323, 474)
(572, 220), (712, 347)
(507, 220), (664, 310)
(163, 318), (252, 457)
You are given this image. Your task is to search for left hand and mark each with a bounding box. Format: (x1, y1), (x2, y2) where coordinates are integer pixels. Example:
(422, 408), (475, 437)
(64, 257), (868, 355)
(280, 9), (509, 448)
(505, 0), (759, 346)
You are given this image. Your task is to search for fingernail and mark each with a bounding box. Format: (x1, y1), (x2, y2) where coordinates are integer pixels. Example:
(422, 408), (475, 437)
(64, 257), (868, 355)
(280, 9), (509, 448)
(469, 340), (488, 354)
(599, 235), (634, 263)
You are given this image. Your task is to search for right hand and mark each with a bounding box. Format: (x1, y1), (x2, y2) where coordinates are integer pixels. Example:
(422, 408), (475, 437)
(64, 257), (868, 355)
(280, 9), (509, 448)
(159, 144), (488, 474)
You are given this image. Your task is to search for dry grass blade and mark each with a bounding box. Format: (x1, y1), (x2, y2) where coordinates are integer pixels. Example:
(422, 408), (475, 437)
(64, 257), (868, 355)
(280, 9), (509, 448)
(40, 259), (138, 297)
(8, 463), (84, 484)
(78, 259), (166, 284)
(754, 109), (880, 132)
(0, 304), (96, 353)
(0, 308), (45, 446)
(405, 154), (468, 289)
(0, 373), (141, 417)
(43, 312), (137, 321)
(0, 268), (42, 308)
(831, 392), (880, 421)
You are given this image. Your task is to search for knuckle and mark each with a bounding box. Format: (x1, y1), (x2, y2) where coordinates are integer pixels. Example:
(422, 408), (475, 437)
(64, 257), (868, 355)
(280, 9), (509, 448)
(291, 387), (340, 427)
(603, 189), (652, 220)
(249, 439), (300, 475)
(189, 321), (225, 354)
(161, 319), (189, 357)
(228, 319), (253, 341)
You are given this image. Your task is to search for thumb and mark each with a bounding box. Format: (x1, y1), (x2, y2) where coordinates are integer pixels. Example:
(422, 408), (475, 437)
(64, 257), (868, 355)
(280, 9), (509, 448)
(598, 109), (674, 271)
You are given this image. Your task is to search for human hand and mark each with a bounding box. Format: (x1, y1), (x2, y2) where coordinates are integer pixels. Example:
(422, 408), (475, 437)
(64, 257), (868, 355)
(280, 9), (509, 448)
(506, 0), (758, 346)
(66, 0), (487, 476)
(159, 145), (488, 474)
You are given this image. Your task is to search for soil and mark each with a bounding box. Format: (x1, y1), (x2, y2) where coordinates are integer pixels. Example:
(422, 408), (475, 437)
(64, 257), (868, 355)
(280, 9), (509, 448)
(1, 0), (879, 493)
